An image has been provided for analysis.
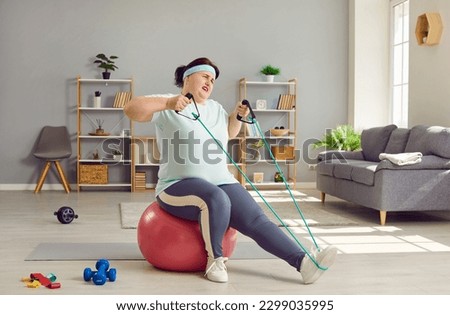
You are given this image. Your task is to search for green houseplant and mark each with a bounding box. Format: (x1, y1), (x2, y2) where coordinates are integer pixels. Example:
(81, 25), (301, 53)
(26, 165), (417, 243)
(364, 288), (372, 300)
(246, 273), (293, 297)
(94, 53), (118, 79)
(112, 149), (122, 160)
(260, 65), (280, 82)
(313, 125), (361, 151)
(249, 139), (265, 159)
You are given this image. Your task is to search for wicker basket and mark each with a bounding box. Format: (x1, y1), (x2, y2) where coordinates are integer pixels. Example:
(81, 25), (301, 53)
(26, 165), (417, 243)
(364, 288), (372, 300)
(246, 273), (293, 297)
(79, 164), (108, 184)
(271, 146), (295, 160)
(270, 128), (289, 137)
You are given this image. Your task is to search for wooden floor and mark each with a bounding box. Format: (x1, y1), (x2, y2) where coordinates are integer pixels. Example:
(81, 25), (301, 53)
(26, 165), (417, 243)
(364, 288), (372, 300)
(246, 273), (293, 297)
(1, 189), (450, 296)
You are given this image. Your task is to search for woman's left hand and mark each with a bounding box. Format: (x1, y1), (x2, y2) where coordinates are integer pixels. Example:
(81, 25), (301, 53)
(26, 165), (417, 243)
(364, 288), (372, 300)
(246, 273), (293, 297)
(235, 101), (250, 119)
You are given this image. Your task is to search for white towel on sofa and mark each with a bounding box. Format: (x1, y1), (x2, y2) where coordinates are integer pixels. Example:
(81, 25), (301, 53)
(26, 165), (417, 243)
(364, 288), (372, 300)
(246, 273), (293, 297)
(379, 152), (423, 166)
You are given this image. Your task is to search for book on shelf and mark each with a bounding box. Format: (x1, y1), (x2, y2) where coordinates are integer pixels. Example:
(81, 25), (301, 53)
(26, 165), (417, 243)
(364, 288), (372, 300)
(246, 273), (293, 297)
(134, 172), (146, 190)
(276, 94), (295, 110)
(246, 123), (259, 137)
(113, 91), (132, 108)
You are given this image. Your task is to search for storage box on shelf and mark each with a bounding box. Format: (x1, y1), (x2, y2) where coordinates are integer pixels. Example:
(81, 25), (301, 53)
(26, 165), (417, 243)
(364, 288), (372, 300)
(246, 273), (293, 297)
(271, 146), (295, 160)
(238, 78), (297, 189)
(79, 164), (108, 184)
(76, 76), (134, 191)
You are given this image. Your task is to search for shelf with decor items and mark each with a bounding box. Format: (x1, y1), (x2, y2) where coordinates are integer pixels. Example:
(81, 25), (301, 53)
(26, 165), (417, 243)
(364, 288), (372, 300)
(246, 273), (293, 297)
(239, 78), (297, 189)
(76, 76), (134, 191)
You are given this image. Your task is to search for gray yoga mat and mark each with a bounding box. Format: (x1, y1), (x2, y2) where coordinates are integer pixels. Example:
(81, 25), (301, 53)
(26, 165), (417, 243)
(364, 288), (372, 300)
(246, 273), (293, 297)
(25, 242), (276, 261)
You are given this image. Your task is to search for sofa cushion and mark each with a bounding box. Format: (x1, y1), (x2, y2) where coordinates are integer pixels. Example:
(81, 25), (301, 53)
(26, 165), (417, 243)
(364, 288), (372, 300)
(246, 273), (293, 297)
(433, 127), (450, 158)
(405, 125), (450, 158)
(385, 128), (410, 154)
(404, 125), (431, 154)
(350, 162), (378, 186)
(332, 160), (378, 186)
(316, 161), (335, 176)
(333, 163), (353, 180)
(361, 124), (397, 162)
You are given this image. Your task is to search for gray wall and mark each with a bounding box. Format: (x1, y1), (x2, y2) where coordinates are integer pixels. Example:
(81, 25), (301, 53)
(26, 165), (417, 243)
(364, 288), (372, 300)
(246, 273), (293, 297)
(0, 0), (349, 188)
(409, 0), (450, 127)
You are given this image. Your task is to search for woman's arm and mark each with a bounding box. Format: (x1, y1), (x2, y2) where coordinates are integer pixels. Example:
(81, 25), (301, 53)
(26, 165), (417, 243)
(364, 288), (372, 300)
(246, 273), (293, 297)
(124, 95), (191, 122)
(123, 96), (168, 122)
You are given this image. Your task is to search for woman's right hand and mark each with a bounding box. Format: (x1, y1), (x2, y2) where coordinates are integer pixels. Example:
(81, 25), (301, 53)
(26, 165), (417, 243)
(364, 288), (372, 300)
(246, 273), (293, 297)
(167, 94), (192, 112)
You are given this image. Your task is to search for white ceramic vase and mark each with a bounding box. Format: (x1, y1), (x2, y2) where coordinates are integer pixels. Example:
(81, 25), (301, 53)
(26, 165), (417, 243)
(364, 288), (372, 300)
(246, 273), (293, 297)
(94, 96), (101, 108)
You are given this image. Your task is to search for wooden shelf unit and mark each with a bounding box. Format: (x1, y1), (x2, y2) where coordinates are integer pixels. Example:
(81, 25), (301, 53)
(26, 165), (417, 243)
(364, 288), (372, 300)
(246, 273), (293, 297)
(238, 78), (298, 189)
(76, 76), (134, 191)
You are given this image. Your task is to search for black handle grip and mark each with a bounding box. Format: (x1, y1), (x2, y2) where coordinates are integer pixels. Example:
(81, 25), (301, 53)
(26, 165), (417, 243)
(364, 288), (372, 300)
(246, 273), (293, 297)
(237, 99), (256, 123)
(175, 93), (193, 113)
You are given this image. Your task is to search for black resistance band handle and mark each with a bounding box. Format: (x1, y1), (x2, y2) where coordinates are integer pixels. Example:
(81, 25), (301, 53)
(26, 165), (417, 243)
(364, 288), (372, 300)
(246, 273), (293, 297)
(175, 93), (193, 114)
(237, 99), (256, 123)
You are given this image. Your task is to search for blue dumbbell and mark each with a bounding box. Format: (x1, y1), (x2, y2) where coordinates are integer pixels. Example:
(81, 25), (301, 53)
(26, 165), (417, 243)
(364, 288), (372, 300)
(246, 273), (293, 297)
(83, 259), (117, 285)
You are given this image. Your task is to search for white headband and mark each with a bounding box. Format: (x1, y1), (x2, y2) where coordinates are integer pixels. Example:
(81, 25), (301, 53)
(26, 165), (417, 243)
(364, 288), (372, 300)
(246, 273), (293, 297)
(182, 65), (216, 80)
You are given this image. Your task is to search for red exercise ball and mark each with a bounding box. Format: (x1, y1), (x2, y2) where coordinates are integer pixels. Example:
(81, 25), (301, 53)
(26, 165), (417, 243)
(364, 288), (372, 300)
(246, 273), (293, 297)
(137, 202), (237, 272)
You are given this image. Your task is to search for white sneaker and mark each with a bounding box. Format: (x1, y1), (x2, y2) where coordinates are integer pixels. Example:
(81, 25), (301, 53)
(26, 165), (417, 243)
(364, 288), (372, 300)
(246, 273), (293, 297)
(300, 246), (337, 284)
(205, 257), (228, 283)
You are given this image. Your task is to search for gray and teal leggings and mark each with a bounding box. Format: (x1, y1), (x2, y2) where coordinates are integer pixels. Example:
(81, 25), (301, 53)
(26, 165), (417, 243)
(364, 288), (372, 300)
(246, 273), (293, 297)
(156, 177), (305, 270)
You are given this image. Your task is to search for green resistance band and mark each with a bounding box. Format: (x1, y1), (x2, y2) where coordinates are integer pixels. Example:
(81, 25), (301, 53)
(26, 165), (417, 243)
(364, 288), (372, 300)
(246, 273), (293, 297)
(191, 112), (327, 271)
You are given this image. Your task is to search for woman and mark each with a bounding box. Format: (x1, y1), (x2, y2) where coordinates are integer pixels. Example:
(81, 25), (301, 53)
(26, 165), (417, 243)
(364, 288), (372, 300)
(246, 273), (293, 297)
(124, 57), (336, 284)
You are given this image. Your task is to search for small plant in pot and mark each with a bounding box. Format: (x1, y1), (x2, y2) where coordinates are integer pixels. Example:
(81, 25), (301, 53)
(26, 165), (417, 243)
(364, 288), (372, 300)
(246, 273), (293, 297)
(260, 65), (280, 82)
(249, 139), (265, 160)
(95, 119), (105, 134)
(112, 149), (122, 160)
(94, 53), (118, 79)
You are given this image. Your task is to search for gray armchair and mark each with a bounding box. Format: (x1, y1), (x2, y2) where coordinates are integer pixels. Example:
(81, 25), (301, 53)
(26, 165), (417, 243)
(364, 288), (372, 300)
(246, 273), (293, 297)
(33, 126), (72, 193)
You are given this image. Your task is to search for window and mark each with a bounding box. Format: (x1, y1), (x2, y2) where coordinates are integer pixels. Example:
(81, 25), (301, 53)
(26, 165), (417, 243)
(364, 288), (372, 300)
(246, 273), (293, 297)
(390, 0), (409, 127)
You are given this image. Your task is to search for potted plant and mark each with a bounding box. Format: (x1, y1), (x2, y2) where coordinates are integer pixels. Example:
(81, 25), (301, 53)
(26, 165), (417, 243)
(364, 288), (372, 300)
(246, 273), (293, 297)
(94, 53), (118, 79)
(249, 139), (265, 159)
(260, 65), (280, 82)
(95, 119), (104, 134)
(112, 149), (122, 161)
(313, 125), (361, 151)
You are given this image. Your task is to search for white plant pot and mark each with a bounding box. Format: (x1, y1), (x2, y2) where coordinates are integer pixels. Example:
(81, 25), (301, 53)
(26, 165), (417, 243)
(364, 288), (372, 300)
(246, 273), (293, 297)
(113, 154), (122, 161)
(265, 75), (275, 82)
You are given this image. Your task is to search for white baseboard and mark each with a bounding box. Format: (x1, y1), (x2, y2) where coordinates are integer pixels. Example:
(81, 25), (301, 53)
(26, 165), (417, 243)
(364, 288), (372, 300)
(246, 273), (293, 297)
(296, 182), (317, 189)
(0, 182), (317, 191)
(0, 184), (73, 191)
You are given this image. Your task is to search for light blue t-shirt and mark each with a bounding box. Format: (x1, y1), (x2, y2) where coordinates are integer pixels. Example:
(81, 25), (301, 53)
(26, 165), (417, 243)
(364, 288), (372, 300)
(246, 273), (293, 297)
(151, 95), (238, 195)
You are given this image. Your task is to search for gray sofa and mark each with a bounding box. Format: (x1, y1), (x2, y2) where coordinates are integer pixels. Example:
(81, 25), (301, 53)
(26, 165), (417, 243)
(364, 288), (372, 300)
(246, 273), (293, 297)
(316, 124), (450, 225)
